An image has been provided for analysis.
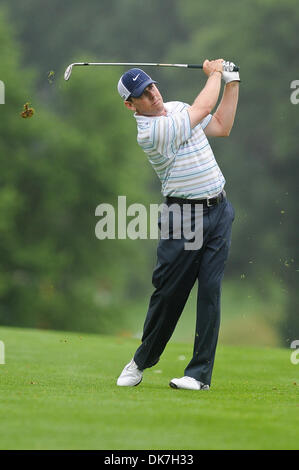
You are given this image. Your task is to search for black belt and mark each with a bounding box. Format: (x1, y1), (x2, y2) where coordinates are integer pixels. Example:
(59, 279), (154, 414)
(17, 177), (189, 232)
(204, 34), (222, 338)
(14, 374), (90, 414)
(166, 190), (226, 208)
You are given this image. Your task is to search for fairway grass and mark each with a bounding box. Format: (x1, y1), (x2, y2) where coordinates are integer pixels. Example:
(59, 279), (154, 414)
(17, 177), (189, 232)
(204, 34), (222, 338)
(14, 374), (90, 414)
(0, 326), (298, 450)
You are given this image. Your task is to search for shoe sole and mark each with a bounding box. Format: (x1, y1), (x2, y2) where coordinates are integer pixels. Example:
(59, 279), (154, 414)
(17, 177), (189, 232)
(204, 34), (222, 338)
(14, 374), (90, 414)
(169, 380), (209, 390)
(117, 378), (143, 387)
(169, 381), (178, 389)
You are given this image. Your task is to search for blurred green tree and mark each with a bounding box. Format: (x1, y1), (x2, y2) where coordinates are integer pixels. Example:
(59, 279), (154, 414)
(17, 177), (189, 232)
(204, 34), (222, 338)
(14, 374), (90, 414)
(171, 0), (299, 342)
(1, 0), (298, 342)
(2, 0), (187, 82)
(0, 9), (155, 334)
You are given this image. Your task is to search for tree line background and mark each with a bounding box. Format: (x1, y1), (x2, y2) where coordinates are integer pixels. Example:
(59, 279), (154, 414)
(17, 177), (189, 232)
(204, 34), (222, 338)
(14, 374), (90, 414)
(0, 0), (298, 346)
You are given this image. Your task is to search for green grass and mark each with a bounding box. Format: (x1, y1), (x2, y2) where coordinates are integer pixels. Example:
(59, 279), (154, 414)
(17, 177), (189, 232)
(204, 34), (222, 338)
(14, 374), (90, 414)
(0, 326), (298, 450)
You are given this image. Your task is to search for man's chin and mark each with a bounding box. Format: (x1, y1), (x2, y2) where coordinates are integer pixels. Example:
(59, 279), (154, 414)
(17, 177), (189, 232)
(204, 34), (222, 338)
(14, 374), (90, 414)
(153, 103), (166, 116)
(140, 104), (166, 117)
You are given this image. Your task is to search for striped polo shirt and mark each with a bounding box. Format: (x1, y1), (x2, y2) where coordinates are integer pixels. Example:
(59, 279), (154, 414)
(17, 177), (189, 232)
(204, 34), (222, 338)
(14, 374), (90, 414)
(134, 101), (225, 199)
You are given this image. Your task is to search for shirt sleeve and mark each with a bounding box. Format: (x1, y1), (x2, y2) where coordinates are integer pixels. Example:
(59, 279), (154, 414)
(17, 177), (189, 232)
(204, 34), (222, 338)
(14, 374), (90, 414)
(150, 108), (192, 159)
(200, 113), (213, 129)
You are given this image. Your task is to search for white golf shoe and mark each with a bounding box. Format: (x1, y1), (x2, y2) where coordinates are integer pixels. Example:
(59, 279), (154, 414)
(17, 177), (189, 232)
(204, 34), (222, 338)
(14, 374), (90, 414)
(117, 359), (143, 387)
(169, 376), (210, 390)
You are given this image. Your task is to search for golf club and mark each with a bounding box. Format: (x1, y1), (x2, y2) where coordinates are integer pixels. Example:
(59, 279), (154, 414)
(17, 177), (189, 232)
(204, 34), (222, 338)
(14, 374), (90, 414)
(64, 61), (239, 81)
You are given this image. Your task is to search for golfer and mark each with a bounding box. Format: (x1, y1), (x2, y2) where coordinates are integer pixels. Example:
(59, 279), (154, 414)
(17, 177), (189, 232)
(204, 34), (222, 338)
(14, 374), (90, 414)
(117, 59), (240, 390)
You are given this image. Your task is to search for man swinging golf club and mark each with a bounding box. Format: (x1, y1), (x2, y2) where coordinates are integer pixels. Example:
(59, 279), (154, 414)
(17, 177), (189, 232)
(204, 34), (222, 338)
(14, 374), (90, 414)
(117, 59), (240, 390)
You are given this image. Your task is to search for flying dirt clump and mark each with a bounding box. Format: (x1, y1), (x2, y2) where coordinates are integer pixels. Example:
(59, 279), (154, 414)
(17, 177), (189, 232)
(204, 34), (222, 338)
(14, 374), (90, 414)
(20, 102), (35, 118)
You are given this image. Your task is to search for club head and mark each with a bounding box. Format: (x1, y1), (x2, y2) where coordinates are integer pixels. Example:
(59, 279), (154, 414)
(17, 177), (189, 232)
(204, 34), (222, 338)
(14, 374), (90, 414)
(64, 64), (73, 81)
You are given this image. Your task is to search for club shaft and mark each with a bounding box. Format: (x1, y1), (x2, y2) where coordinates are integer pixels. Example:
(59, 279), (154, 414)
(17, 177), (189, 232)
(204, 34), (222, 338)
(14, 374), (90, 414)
(72, 62), (201, 68)
(64, 62), (239, 80)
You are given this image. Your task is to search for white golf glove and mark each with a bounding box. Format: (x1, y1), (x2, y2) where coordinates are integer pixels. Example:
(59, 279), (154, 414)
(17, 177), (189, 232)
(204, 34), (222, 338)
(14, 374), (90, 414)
(222, 60), (240, 84)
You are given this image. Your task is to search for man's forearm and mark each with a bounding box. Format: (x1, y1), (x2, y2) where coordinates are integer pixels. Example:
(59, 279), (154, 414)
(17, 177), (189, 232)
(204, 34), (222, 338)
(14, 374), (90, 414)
(188, 71), (222, 128)
(213, 82), (239, 135)
(194, 71), (222, 113)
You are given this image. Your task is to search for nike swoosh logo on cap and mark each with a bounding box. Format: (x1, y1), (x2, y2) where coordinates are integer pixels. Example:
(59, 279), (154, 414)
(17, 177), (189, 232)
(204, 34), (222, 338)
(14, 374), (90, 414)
(132, 73), (140, 81)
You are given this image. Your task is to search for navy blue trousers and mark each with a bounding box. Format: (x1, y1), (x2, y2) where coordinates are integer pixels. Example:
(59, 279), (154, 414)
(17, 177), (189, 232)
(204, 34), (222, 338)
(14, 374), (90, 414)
(134, 194), (235, 386)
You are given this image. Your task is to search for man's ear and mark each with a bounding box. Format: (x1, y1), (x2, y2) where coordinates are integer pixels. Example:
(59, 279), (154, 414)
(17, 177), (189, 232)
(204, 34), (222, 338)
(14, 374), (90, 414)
(124, 100), (136, 112)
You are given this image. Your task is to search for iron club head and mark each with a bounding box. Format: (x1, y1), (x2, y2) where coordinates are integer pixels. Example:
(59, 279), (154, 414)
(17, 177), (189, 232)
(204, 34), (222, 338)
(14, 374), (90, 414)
(64, 64), (73, 81)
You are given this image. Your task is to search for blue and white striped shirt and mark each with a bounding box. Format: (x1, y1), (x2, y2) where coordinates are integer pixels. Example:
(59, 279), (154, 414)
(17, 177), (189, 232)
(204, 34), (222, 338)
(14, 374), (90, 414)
(134, 101), (225, 199)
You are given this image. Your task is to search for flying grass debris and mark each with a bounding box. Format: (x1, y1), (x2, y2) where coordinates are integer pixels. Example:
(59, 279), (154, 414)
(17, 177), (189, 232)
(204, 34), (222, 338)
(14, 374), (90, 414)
(47, 70), (55, 84)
